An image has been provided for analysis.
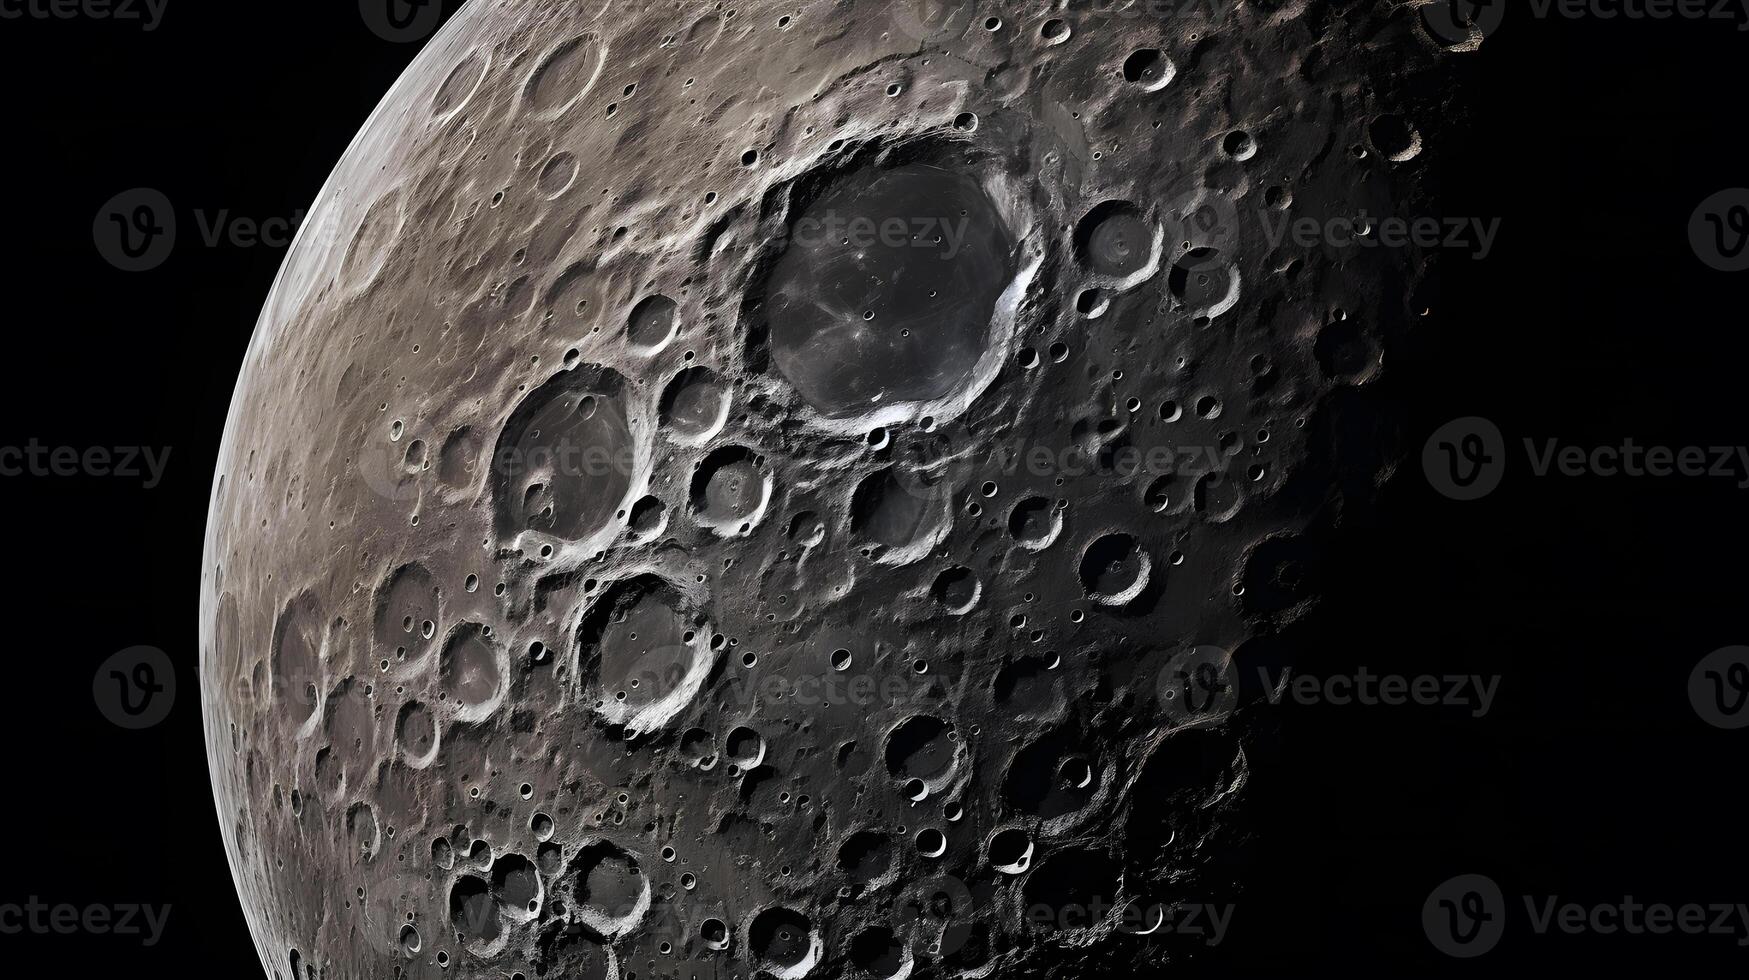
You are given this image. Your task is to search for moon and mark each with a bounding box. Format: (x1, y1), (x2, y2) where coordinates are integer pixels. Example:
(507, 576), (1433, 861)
(201, 1), (1459, 977)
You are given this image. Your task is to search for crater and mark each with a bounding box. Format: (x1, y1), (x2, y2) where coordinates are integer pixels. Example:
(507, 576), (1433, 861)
(1006, 496), (1062, 550)
(748, 906), (818, 977)
(575, 575), (712, 732)
(448, 875), (499, 951)
(490, 365), (634, 545)
(524, 33), (606, 117)
(568, 840), (650, 939)
(1122, 48), (1174, 91)
(339, 188), (404, 293)
(689, 446), (772, 535)
(1078, 533), (1151, 606)
(848, 925), (908, 979)
(838, 830), (894, 886)
(885, 714), (958, 785)
(850, 467), (948, 562)
(438, 622), (504, 720)
(1004, 727), (1103, 821)
(432, 49), (489, 118)
(930, 566), (981, 614)
(627, 294), (679, 351)
(1074, 200), (1160, 283)
(395, 701), (439, 767)
(271, 591), (324, 725)
(1168, 248), (1241, 318)
(659, 366), (730, 442)
(763, 161), (1019, 420)
(491, 853), (542, 920)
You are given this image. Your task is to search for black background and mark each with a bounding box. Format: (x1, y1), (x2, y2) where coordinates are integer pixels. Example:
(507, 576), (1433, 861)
(1, 1), (1745, 975)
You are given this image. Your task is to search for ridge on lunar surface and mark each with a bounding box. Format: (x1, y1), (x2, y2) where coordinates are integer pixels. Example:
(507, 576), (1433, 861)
(201, 2), (1463, 977)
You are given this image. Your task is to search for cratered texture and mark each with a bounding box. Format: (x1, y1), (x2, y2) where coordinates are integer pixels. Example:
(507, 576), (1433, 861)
(201, 1), (1462, 978)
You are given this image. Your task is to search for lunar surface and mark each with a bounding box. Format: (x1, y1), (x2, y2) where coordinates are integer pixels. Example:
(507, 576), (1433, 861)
(201, 2), (1463, 978)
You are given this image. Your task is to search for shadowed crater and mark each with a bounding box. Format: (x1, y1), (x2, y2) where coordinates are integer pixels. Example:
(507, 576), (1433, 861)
(490, 364), (634, 545)
(762, 160), (1018, 419)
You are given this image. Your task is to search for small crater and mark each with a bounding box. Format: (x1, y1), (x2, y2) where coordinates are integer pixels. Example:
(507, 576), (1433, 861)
(569, 840), (650, 939)
(659, 366), (730, 442)
(885, 714), (958, 784)
(1368, 114), (1423, 162)
(524, 34), (606, 117)
(748, 906), (817, 974)
(930, 566), (981, 614)
(627, 295), (679, 351)
(689, 446), (772, 534)
(987, 827), (1034, 874)
(1122, 49), (1174, 91)
(1078, 533), (1151, 606)
(837, 830), (893, 885)
(1006, 496), (1062, 550)
(1073, 201), (1158, 280)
